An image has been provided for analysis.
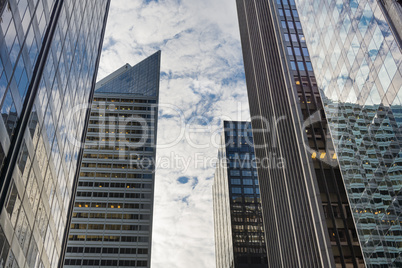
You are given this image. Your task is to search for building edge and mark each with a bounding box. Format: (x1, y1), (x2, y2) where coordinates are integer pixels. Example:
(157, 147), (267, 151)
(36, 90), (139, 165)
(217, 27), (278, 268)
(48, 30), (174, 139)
(57, 1), (112, 267)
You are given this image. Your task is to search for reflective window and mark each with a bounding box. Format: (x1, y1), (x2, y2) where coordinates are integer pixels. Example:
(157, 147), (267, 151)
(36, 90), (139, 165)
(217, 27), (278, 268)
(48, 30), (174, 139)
(297, 61), (305, 71)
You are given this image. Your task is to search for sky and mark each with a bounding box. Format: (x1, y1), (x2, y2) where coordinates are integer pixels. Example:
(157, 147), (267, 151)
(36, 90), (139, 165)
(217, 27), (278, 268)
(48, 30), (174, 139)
(96, 0), (250, 267)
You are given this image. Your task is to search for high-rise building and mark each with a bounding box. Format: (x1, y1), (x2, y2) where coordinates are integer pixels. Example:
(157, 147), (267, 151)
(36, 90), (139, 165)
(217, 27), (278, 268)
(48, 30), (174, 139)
(0, 1), (110, 267)
(63, 51), (161, 268)
(213, 121), (267, 268)
(294, 0), (402, 266)
(236, 0), (364, 267)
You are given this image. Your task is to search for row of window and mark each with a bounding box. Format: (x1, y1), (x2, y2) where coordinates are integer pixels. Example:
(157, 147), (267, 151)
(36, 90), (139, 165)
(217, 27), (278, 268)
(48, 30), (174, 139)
(74, 202), (150, 209)
(281, 20), (302, 31)
(93, 97), (156, 104)
(290, 61), (313, 72)
(66, 246), (148, 254)
(83, 145), (154, 151)
(81, 163), (153, 170)
(231, 187), (260, 195)
(224, 122), (251, 129)
(227, 153), (255, 160)
(89, 119), (153, 125)
(225, 131), (252, 137)
(70, 223), (149, 231)
(89, 113), (153, 120)
(76, 192), (151, 199)
(229, 161), (255, 169)
(229, 170), (257, 177)
(225, 137), (254, 144)
(232, 224), (264, 232)
(234, 246), (266, 255)
(90, 111), (152, 119)
(92, 105), (152, 111)
(287, 46), (309, 57)
(276, 0), (295, 5)
(232, 196), (260, 204)
(284, 33), (305, 43)
(72, 212), (150, 220)
(83, 154), (152, 161)
(87, 129), (148, 135)
(86, 136), (147, 143)
(78, 181), (152, 189)
(68, 235), (149, 243)
(231, 178), (259, 186)
(64, 259), (147, 266)
(79, 172), (152, 179)
(278, 8), (298, 18)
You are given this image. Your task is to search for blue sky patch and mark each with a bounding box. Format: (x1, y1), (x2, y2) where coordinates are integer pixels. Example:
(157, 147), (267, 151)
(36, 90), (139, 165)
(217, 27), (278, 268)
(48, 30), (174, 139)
(177, 176), (189, 184)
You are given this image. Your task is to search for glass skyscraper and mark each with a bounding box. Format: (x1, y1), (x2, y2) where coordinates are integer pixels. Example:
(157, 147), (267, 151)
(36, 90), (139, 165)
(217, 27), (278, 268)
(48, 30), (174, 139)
(236, 0), (365, 267)
(213, 121), (267, 268)
(295, 0), (402, 266)
(0, 0), (110, 267)
(63, 51), (161, 268)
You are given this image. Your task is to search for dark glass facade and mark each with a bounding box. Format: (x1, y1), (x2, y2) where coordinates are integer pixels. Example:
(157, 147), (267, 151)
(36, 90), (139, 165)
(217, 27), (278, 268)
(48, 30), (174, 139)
(213, 121), (267, 268)
(0, 0), (110, 267)
(295, 0), (402, 266)
(236, 0), (364, 267)
(63, 52), (161, 268)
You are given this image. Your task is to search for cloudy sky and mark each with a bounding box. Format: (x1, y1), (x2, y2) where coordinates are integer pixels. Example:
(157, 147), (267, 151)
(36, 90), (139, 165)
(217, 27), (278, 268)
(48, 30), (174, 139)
(96, 0), (250, 267)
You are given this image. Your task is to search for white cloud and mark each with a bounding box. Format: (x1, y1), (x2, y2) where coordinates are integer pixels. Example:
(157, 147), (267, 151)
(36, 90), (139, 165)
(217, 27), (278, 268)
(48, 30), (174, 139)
(98, 0), (250, 267)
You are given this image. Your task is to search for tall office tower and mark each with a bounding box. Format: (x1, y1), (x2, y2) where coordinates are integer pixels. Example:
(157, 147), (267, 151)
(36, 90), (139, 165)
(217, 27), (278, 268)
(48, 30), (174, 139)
(236, 0), (365, 267)
(213, 121), (267, 268)
(63, 51), (161, 268)
(294, 0), (402, 266)
(0, 1), (110, 267)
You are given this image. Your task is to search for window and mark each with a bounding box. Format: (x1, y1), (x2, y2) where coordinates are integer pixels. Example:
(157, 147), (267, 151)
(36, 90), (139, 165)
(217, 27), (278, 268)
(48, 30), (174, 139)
(292, 10), (299, 17)
(287, 47), (293, 55)
(306, 62), (313, 71)
(242, 170), (252, 176)
(294, 47), (301, 56)
(240, 153), (250, 160)
(244, 188), (254, 194)
(232, 187), (242, 194)
(243, 179), (253, 185)
(288, 21), (294, 29)
(284, 33), (290, 42)
(302, 47), (309, 56)
(231, 179), (241, 185)
(285, 9), (291, 16)
(296, 22), (302, 30)
(281, 21), (287, 29)
(290, 61), (297, 70)
(297, 61), (305, 71)
(299, 34), (305, 42)
(291, 34), (297, 42)
(230, 170), (240, 176)
(278, 9), (284, 16)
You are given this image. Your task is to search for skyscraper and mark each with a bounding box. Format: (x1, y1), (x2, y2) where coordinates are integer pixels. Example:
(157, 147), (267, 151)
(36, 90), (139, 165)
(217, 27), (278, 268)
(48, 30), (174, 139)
(63, 51), (161, 268)
(213, 121), (267, 268)
(0, 1), (110, 267)
(295, 0), (402, 266)
(236, 0), (364, 266)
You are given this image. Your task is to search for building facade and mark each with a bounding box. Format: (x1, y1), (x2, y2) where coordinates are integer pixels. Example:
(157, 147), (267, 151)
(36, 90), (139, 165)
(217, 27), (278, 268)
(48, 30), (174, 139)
(236, 0), (365, 267)
(295, 0), (402, 266)
(0, 0), (110, 267)
(213, 121), (267, 268)
(63, 52), (161, 268)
